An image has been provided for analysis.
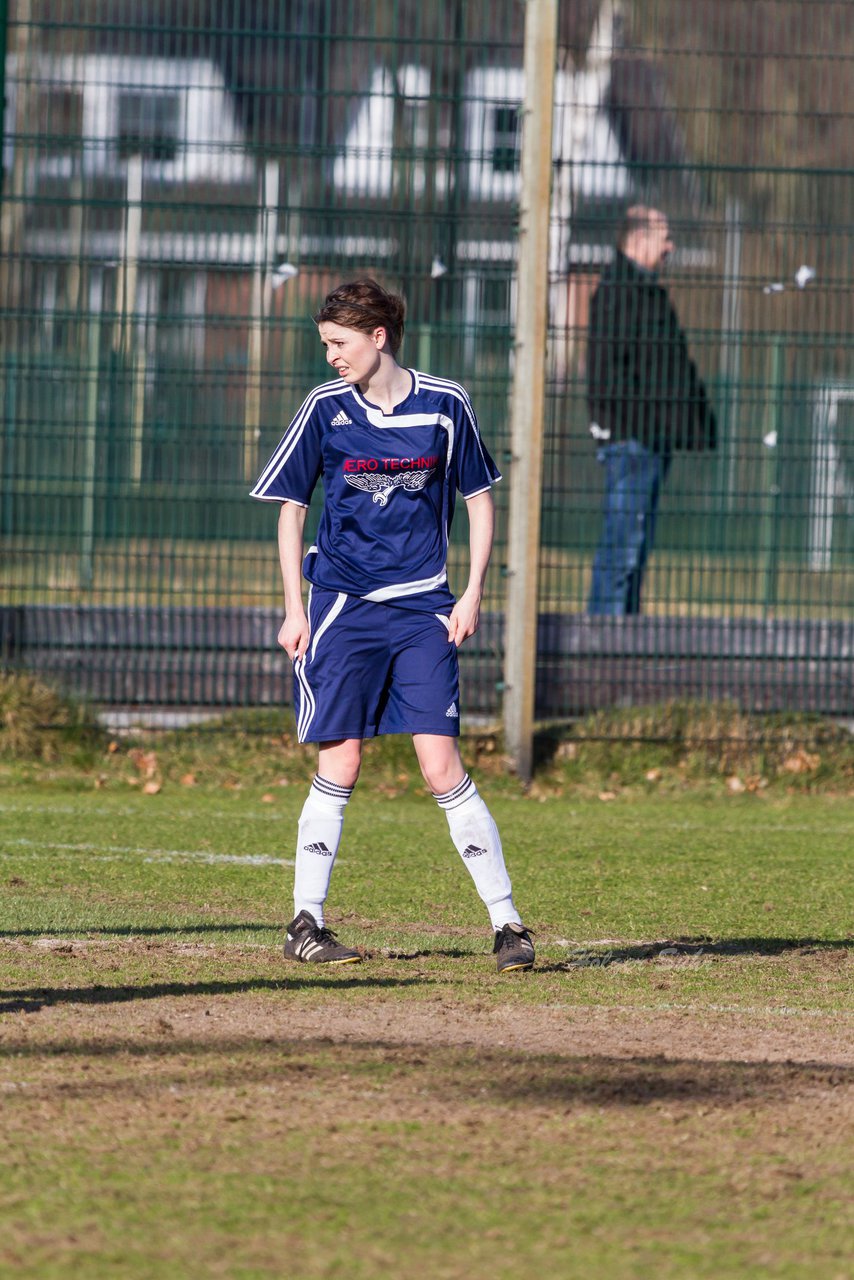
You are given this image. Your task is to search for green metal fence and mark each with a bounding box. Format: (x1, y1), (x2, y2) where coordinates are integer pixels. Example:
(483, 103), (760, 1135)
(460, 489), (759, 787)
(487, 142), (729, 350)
(1, 1), (852, 727)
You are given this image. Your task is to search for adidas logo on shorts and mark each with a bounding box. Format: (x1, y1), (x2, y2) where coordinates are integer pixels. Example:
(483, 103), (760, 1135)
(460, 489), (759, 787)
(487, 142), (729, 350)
(329, 409), (352, 427)
(445, 701), (458, 718)
(461, 844), (486, 859)
(303, 841), (333, 856)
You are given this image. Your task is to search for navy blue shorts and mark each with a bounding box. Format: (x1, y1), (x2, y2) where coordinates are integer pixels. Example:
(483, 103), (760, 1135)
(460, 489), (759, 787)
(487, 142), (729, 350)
(293, 587), (461, 743)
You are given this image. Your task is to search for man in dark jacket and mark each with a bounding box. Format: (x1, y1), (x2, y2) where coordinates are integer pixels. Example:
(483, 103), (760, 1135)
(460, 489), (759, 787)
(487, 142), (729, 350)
(587, 206), (717, 614)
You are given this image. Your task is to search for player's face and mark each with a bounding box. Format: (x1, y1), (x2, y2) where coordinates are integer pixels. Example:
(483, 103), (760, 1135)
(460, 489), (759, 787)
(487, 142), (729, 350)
(640, 214), (674, 269)
(318, 321), (384, 387)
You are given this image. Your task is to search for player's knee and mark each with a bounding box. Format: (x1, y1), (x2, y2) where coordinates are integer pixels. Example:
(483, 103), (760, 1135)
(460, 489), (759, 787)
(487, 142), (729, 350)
(318, 739), (362, 788)
(419, 757), (465, 796)
(335, 756), (362, 790)
(334, 763), (361, 790)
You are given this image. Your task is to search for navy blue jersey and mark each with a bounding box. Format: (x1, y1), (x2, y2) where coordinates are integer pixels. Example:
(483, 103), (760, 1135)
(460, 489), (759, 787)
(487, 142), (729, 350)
(250, 370), (501, 609)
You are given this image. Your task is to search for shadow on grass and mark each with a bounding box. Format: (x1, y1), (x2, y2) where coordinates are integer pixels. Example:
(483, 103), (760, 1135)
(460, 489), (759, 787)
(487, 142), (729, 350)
(536, 936), (854, 972)
(0, 923), (278, 939)
(0, 931), (482, 958)
(0, 1035), (849, 1107)
(680, 936), (854, 954)
(478, 1053), (854, 1107)
(0, 975), (427, 1015)
(4, 931), (850, 967)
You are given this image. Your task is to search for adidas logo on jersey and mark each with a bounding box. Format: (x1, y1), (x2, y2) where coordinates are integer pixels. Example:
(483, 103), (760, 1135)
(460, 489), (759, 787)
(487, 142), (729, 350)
(462, 844), (486, 859)
(303, 841), (333, 856)
(329, 409), (352, 427)
(445, 701), (458, 718)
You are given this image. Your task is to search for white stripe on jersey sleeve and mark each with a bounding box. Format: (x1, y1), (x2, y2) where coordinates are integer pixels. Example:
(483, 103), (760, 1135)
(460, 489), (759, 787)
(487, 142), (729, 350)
(250, 381), (345, 499)
(416, 372), (477, 429)
(416, 373), (498, 480)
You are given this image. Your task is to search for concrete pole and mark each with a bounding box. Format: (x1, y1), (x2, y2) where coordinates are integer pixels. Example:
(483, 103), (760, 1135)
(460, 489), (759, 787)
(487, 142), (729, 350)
(503, 0), (558, 782)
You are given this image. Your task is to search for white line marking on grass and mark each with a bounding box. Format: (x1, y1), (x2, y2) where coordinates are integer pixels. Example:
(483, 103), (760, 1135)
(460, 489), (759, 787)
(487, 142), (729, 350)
(1, 838), (295, 868)
(0, 804), (292, 821)
(0, 804), (143, 816)
(0, 803), (297, 824)
(143, 852), (296, 868)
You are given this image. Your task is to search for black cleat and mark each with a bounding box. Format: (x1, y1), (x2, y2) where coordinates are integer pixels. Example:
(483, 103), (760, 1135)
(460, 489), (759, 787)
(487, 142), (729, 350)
(284, 910), (361, 965)
(493, 922), (535, 973)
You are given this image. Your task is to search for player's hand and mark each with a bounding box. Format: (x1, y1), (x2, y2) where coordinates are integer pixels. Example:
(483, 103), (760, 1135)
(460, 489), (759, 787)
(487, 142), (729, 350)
(447, 590), (481, 647)
(277, 612), (310, 662)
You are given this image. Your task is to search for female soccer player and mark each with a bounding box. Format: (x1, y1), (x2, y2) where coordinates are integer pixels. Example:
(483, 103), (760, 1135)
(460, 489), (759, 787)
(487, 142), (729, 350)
(251, 279), (534, 973)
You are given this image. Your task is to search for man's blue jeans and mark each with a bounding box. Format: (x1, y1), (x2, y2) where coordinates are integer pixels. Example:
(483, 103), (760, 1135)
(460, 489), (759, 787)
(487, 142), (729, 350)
(588, 439), (671, 615)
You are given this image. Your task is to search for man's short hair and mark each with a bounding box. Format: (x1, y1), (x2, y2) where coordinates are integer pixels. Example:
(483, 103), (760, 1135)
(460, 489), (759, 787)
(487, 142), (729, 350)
(617, 205), (663, 251)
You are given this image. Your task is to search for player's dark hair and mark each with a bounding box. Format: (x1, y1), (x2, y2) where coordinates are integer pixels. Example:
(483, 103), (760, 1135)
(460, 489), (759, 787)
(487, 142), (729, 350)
(314, 279), (406, 355)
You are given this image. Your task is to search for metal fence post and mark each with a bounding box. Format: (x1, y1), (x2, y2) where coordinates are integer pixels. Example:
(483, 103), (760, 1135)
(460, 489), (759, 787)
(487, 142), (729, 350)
(760, 334), (784, 614)
(503, 0), (558, 781)
(720, 196), (743, 514)
(0, 0), (7, 205)
(1, 352), (16, 536)
(81, 270), (104, 589)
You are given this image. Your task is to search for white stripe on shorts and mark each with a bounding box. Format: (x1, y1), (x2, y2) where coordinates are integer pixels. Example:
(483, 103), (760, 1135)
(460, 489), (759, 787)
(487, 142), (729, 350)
(295, 590), (348, 743)
(294, 656), (315, 743)
(310, 591), (348, 661)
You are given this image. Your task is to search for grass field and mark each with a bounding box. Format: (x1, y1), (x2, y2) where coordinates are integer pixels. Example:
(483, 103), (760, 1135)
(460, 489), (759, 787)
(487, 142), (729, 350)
(1, 732), (853, 1279)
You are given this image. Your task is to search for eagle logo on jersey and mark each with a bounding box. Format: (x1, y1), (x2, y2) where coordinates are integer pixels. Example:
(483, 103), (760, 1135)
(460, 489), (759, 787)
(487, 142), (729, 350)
(344, 468), (432, 506)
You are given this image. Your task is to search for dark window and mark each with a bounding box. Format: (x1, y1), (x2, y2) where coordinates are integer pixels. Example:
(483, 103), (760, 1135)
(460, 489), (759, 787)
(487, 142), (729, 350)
(480, 274), (512, 325)
(117, 92), (181, 162)
(38, 88), (84, 139)
(837, 399), (854, 496)
(491, 105), (520, 174)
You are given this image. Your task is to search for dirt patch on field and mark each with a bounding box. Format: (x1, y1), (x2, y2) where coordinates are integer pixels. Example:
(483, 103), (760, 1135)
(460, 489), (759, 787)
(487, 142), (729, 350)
(1, 930), (853, 1065)
(2, 936), (852, 1143)
(2, 985), (853, 1068)
(2, 991), (852, 1166)
(2, 944), (852, 1279)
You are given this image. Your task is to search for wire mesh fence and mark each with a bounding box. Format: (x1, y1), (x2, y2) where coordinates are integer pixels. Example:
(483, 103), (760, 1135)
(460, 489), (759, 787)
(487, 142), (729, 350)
(1, 0), (852, 728)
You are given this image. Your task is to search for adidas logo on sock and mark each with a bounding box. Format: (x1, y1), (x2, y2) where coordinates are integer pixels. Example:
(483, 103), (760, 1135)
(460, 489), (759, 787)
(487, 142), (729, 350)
(461, 844), (486, 859)
(329, 409), (352, 427)
(445, 701), (458, 718)
(304, 841), (333, 856)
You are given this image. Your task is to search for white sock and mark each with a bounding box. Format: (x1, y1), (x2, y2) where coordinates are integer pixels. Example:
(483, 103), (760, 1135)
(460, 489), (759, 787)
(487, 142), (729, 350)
(433, 773), (519, 931)
(293, 775), (353, 925)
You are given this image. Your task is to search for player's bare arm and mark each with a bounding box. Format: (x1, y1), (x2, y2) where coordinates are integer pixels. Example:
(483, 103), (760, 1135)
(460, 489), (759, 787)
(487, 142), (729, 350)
(447, 489), (495, 646)
(277, 500), (310, 660)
